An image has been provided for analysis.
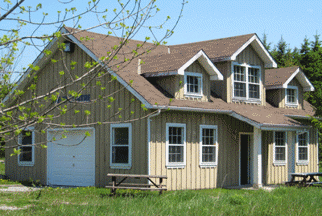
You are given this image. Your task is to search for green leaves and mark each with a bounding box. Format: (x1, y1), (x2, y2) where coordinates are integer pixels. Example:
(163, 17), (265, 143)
(10, 148), (21, 157)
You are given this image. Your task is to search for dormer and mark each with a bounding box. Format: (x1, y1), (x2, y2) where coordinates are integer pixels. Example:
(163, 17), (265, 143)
(265, 67), (315, 109)
(140, 50), (223, 102)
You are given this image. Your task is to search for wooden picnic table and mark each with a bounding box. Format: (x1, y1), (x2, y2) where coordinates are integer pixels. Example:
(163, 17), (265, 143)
(106, 173), (167, 195)
(286, 172), (322, 187)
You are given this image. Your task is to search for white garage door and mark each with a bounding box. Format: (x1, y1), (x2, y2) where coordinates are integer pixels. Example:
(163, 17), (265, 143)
(47, 128), (95, 187)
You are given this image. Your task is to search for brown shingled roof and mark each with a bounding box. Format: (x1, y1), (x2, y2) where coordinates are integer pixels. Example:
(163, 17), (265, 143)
(63, 27), (315, 127)
(169, 33), (255, 61)
(265, 66), (299, 86)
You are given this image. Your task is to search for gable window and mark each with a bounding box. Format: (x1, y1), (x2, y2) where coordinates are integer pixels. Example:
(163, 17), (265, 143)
(199, 125), (218, 167)
(232, 63), (261, 101)
(166, 123), (186, 168)
(110, 123), (132, 169)
(297, 132), (309, 165)
(273, 131), (287, 165)
(18, 129), (35, 166)
(184, 72), (203, 97)
(285, 86), (298, 106)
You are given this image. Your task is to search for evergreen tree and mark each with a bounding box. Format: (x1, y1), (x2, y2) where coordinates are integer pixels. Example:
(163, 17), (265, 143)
(262, 33), (272, 52)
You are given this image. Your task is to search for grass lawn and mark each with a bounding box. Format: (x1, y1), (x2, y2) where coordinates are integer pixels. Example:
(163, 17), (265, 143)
(0, 186), (322, 215)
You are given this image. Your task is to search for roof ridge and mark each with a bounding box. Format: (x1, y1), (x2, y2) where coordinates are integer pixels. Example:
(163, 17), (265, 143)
(169, 33), (255, 47)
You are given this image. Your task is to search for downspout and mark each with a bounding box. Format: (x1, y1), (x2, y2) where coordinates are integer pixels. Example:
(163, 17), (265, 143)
(147, 109), (161, 175)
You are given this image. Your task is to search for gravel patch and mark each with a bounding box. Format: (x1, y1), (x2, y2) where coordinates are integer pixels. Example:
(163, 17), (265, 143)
(0, 204), (31, 211)
(0, 185), (42, 192)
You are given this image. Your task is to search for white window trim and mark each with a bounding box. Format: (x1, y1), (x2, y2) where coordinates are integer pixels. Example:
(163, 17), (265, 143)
(18, 127), (35, 166)
(199, 125), (218, 168)
(184, 72), (203, 98)
(110, 123), (132, 169)
(285, 86), (299, 107)
(296, 131), (309, 165)
(166, 123), (186, 168)
(273, 131), (287, 166)
(231, 62), (261, 102)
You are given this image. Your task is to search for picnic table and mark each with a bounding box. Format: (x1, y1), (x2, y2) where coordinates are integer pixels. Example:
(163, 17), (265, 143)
(286, 172), (322, 187)
(106, 173), (167, 195)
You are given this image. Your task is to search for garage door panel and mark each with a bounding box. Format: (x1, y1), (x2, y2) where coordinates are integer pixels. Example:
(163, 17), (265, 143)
(47, 128), (95, 187)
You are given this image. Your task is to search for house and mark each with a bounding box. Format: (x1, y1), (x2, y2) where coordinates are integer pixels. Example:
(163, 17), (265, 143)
(5, 27), (318, 190)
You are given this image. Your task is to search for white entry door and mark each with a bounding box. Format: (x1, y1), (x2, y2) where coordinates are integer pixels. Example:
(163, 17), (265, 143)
(47, 128), (95, 186)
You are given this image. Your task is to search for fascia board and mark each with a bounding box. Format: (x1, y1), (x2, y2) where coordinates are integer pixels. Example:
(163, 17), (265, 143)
(231, 35), (277, 68)
(63, 28), (154, 109)
(178, 50), (223, 80)
(283, 68), (300, 87)
(283, 68), (315, 91)
(265, 85), (284, 90)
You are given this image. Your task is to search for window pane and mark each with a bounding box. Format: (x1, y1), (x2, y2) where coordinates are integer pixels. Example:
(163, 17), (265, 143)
(114, 128), (128, 145)
(249, 84), (260, 99)
(112, 146), (129, 163)
(275, 132), (285, 146)
(187, 75), (200, 94)
(169, 146), (183, 162)
(287, 89), (296, 103)
(169, 127), (183, 144)
(248, 68), (259, 83)
(275, 147), (285, 161)
(201, 128), (216, 163)
(299, 147), (308, 160)
(234, 66), (245, 81)
(202, 146), (216, 162)
(298, 133), (307, 146)
(234, 83), (246, 97)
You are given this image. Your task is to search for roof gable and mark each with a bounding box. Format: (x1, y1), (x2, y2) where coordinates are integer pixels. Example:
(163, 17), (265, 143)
(140, 50), (223, 80)
(266, 67), (314, 91)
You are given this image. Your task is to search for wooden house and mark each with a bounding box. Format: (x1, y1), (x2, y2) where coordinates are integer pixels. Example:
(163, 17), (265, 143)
(4, 27), (318, 189)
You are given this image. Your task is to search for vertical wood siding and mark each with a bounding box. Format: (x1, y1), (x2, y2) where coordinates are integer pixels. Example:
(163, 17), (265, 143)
(213, 62), (229, 101)
(264, 128), (318, 184)
(6, 45), (149, 186)
(235, 45), (266, 106)
(149, 111), (253, 190)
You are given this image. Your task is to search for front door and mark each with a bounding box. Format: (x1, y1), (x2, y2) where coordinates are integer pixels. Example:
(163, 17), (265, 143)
(240, 134), (251, 185)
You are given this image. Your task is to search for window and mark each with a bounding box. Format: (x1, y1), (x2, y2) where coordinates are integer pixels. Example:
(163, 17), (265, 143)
(232, 63), (261, 101)
(166, 123), (186, 168)
(184, 72), (203, 97)
(199, 125), (218, 167)
(273, 131), (287, 165)
(110, 123), (132, 169)
(297, 132), (309, 165)
(18, 129), (35, 166)
(285, 86), (298, 106)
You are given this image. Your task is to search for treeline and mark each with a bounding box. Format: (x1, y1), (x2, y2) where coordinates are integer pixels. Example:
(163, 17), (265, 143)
(262, 33), (322, 116)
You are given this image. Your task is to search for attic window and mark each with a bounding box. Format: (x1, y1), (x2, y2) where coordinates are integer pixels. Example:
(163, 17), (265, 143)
(285, 86), (298, 106)
(63, 41), (75, 53)
(232, 63), (261, 101)
(184, 72), (203, 98)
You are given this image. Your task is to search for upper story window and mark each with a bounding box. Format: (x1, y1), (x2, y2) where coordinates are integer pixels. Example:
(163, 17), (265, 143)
(285, 86), (298, 107)
(297, 132), (309, 165)
(232, 63), (261, 101)
(273, 131), (287, 165)
(184, 72), (203, 98)
(18, 129), (35, 166)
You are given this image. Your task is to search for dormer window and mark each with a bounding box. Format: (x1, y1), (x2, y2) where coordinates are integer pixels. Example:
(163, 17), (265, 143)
(285, 86), (298, 106)
(232, 63), (261, 101)
(184, 72), (203, 97)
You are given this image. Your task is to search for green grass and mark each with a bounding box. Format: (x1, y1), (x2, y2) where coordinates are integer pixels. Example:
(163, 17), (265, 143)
(1, 186), (322, 215)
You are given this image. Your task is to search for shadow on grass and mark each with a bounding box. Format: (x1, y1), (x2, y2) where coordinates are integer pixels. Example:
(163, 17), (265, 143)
(100, 191), (161, 198)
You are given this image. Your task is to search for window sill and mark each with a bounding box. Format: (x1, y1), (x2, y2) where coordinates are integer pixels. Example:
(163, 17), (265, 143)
(273, 162), (286, 166)
(166, 164), (185, 169)
(199, 164), (217, 168)
(110, 165), (132, 170)
(296, 162), (309, 166)
(232, 98), (261, 103)
(285, 103), (298, 108)
(18, 162), (34, 167)
(184, 94), (203, 99)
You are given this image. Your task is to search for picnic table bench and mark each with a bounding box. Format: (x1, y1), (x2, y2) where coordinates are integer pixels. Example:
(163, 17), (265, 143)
(285, 172), (322, 187)
(106, 173), (167, 195)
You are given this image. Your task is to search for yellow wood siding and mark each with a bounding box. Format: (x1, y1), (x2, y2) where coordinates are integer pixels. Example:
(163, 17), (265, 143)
(233, 45), (266, 105)
(213, 62), (230, 102)
(149, 111), (253, 190)
(5, 45), (150, 186)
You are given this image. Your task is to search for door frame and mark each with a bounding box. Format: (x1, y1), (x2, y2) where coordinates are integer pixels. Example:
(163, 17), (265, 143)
(46, 127), (95, 186)
(239, 132), (253, 186)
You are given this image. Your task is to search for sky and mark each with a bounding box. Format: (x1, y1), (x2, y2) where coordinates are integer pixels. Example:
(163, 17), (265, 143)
(4, 0), (322, 81)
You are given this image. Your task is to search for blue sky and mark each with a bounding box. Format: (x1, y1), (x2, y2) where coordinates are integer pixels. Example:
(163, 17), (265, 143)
(6, 0), (322, 80)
